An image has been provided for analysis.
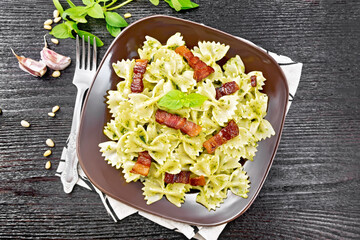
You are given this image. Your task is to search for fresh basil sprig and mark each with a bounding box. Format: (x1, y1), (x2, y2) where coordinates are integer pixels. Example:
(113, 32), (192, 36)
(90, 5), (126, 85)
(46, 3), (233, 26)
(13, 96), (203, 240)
(158, 90), (207, 110)
(50, 0), (199, 47)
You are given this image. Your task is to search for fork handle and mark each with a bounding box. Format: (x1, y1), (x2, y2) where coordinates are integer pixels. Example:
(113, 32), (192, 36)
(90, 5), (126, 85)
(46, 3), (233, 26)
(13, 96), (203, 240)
(61, 86), (87, 193)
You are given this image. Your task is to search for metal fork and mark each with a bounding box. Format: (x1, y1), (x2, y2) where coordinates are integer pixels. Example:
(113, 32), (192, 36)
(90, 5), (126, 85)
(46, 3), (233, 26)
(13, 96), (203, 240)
(61, 35), (97, 194)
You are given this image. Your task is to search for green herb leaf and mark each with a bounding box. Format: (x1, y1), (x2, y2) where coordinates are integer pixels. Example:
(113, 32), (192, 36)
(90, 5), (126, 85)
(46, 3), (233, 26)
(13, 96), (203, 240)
(171, 0), (182, 11)
(186, 93), (208, 108)
(105, 12), (128, 27)
(164, 0), (198, 11)
(158, 90), (207, 110)
(50, 23), (74, 39)
(177, 0), (198, 9)
(158, 90), (186, 110)
(82, 0), (94, 5)
(87, 3), (104, 18)
(65, 20), (79, 31)
(149, 0), (159, 6)
(52, 0), (64, 15)
(63, 6), (88, 23)
(77, 30), (104, 47)
(106, 23), (121, 37)
(66, 0), (76, 8)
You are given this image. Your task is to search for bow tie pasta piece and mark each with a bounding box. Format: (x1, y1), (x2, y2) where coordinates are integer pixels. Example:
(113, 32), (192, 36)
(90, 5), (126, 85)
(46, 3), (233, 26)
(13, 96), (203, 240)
(223, 55), (245, 77)
(195, 186), (227, 211)
(138, 36), (162, 60)
(172, 144), (196, 171)
(227, 167), (250, 198)
(190, 154), (219, 177)
(192, 41), (230, 66)
(180, 132), (207, 160)
(99, 141), (122, 169)
(165, 32), (185, 50)
(142, 173), (190, 207)
(216, 151), (242, 172)
(247, 71), (266, 90)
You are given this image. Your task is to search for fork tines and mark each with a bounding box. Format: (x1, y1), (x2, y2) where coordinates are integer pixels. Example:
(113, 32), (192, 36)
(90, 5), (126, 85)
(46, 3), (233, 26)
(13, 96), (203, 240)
(75, 35), (97, 71)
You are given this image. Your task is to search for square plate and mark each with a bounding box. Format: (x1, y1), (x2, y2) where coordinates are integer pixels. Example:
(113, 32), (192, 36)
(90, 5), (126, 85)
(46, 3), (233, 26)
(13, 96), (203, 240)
(77, 15), (288, 226)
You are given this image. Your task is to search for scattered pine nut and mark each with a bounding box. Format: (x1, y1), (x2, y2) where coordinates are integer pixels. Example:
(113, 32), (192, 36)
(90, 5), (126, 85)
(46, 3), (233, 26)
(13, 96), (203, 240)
(43, 150), (52, 157)
(44, 25), (52, 30)
(45, 161), (52, 169)
(44, 19), (53, 25)
(48, 112), (55, 117)
(21, 120), (30, 128)
(124, 13), (132, 18)
(46, 138), (55, 147)
(52, 105), (60, 113)
(54, 16), (62, 23)
(53, 10), (60, 18)
(52, 70), (61, 78)
(51, 38), (59, 45)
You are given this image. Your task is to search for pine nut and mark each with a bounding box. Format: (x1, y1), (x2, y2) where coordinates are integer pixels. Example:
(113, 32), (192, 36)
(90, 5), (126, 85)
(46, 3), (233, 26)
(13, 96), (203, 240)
(44, 19), (53, 25)
(54, 17), (62, 23)
(43, 150), (52, 157)
(52, 70), (60, 77)
(52, 105), (60, 113)
(48, 112), (55, 117)
(53, 10), (60, 18)
(21, 120), (30, 128)
(45, 161), (52, 169)
(44, 25), (52, 30)
(51, 38), (59, 45)
(124, 13), (132, 18)
(46, 138), (55, 147)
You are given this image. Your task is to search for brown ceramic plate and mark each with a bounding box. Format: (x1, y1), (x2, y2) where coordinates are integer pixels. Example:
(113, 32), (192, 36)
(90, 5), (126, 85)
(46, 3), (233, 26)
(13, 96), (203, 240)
(77, 15), (288, 226)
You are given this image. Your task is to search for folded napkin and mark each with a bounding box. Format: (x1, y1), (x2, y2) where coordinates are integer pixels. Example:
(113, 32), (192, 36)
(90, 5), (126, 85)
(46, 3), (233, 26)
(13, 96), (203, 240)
(56, 36), (303, 240)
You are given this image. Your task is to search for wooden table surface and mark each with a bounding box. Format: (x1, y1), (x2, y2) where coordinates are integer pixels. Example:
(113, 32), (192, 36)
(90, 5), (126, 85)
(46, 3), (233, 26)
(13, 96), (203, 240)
(1, 0), (359, 239)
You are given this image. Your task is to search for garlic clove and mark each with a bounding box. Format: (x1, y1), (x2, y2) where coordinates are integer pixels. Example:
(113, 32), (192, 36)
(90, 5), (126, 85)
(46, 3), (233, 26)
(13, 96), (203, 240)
(41, 37), (71, 71)
(40, 47), (71, 70)
(11, 48), (47, 77)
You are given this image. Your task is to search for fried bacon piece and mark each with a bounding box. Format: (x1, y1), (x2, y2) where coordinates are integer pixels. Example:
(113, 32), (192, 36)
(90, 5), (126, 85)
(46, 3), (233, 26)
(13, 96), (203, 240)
(131, 59), (148, 93)
(175, 46), (214, 81)
(190, 175), (206, 186)
(164, 171), (191, 184)
(203, 120), (239, 154)
(250, 75), (257, 87)
(215, 81), (240, 100)
(130, 151), (152, 176)
(155, 109), (202, 137)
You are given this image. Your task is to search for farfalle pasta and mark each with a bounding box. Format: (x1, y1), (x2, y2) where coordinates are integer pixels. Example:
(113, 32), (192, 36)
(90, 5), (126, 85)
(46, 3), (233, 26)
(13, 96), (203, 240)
(99, 33), (275, 211)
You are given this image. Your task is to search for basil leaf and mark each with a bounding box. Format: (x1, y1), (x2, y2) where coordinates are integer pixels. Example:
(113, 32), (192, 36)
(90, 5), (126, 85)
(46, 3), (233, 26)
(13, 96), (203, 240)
(63, 6), (88, 23)
(52, 0), (64, 15)
(164, 0), (198, 10)
(148, 0), (159, 6)
(50, 23), (74, 39)
(82, 0), (94, 5)
(76, 30), (104, 47)
(171, 0), (182, 11)
(87, 3), (104, 19)
(106, 24), (121, 37)
(65, 20), (79, 31)
(177, 0), (198, 9)
(158, 90), (186, 110)
(186, 93), (207, 108)
(66, 0), (76, 8)
(105, 12), (128, 27)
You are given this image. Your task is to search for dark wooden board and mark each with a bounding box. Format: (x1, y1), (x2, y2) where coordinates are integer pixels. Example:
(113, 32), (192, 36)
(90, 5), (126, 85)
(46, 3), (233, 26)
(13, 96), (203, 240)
(1, 0), (359, 239)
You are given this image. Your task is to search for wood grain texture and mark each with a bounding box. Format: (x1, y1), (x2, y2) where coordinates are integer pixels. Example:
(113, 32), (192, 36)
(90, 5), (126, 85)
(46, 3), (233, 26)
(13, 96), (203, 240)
(1, 0), (359, 239)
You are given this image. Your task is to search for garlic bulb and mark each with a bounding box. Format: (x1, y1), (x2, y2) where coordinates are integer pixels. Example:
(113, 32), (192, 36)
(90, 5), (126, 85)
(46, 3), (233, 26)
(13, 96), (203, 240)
(41, 37), (71, 70)
(11, 48), (47, 77)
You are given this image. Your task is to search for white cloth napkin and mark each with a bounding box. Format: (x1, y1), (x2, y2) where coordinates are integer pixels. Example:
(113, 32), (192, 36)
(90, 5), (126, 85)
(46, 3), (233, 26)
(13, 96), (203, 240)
(56, 37), (303, 240)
